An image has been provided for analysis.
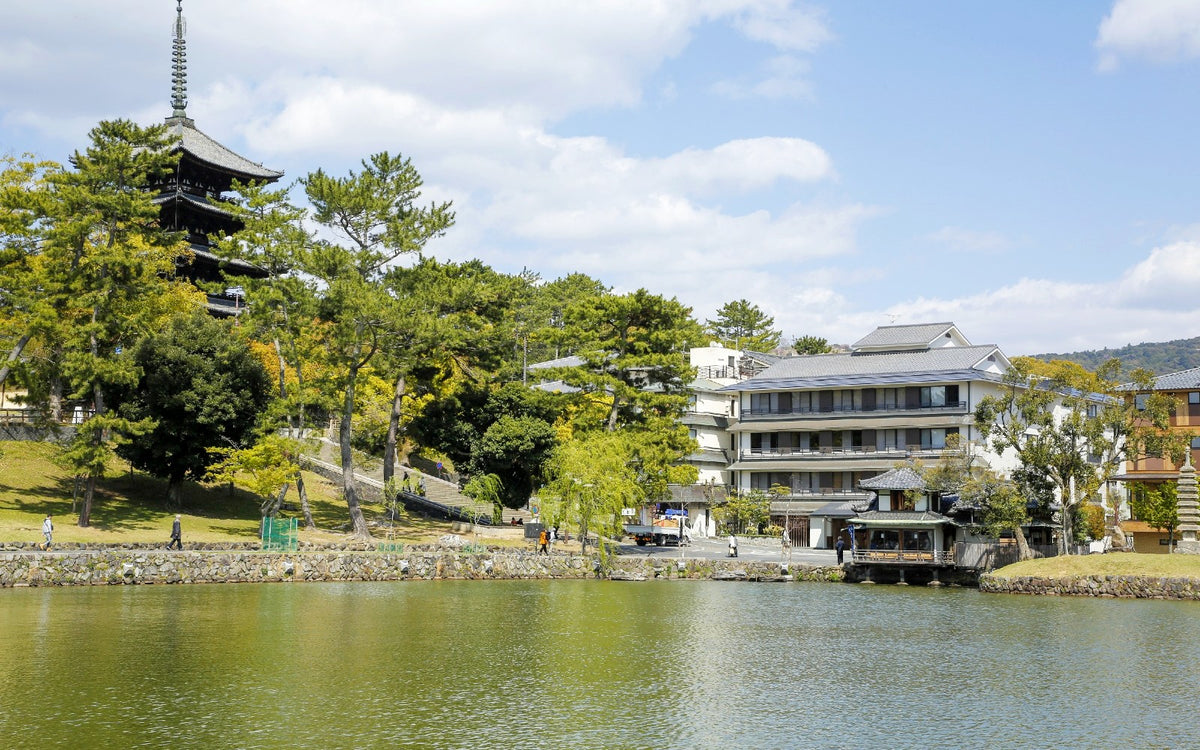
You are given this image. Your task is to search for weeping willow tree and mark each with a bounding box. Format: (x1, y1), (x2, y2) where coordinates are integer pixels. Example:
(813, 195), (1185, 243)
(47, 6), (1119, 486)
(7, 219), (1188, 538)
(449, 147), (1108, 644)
(538, 431), (642, 557)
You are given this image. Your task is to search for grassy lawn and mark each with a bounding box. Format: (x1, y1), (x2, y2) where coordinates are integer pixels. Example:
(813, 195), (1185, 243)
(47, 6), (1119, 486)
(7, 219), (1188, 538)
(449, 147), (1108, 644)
(992, 553), (1200, 580)
(0, 441), (455, 546)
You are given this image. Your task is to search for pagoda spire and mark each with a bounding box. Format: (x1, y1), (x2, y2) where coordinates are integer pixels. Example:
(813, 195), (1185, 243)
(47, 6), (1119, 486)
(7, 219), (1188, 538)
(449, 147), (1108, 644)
(170, 0), (188, 119)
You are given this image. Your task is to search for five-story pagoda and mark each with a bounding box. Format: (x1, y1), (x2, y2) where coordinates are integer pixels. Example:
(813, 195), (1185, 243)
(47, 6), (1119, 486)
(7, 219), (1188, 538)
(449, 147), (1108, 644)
(150, 0), (283, 315)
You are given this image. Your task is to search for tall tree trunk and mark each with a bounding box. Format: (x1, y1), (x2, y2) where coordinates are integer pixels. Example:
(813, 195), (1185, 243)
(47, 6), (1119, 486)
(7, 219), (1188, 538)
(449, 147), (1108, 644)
(0, 332), (31, 388)
(605, 394), (621, 432)
(340, 364), (371, 538)
(78, 378), (107, 528)
(297, 474), (315, 530)
(167, 478), (184, 510)
(49, 375), (63, 423)
(1014, 524), (1033, 561)
(273, 338), (287, 399)
(383, 373), (406, 484)
(80, 473), (96, 527)
(262, 484), (287, 518)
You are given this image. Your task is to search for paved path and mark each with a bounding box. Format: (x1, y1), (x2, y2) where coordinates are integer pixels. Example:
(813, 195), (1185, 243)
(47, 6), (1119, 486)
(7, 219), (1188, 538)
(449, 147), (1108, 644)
(305, 439), (527, 524)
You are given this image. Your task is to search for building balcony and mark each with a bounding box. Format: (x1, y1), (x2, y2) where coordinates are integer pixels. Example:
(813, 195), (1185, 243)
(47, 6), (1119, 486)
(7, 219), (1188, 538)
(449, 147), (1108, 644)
(740, 401), (968, 421)
(765, 488), (872, 501)
(695, 365), (738, 380)
(738, 445), (964, 462)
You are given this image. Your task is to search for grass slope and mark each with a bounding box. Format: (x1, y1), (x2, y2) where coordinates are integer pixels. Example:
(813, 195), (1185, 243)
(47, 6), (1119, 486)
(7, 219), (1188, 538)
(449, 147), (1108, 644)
(991, 553), (1200, 580)
(0, 441), (451, 545)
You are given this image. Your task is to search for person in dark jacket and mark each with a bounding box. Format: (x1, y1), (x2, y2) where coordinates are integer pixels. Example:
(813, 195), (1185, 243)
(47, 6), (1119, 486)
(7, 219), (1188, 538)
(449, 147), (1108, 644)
(168, 514), (183, 550)
(835, 536), (845, 564)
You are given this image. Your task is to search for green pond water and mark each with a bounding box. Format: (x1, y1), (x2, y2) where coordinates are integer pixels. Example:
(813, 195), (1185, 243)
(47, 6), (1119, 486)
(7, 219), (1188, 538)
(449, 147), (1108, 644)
(2, 580), (1198, 749)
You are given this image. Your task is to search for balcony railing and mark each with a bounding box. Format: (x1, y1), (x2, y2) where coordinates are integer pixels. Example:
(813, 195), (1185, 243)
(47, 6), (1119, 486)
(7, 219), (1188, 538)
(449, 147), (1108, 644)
(757, 488), (869, 498)
(695, 365), (738, 380)
(742, 401), (968, 418)
(850, 549), (954, 565)
(739, 445), (964, 460)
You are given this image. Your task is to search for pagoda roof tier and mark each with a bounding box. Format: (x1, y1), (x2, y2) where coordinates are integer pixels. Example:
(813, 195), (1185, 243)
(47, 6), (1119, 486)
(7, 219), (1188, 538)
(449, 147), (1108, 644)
(166, 116), (282, 182)
(185, 243), (268, 279)
(154, 190), (237, 221)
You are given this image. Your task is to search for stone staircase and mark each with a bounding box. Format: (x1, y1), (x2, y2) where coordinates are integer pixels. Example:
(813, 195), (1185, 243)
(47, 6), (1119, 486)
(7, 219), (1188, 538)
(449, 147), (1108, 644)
(304, 439), (528, 525)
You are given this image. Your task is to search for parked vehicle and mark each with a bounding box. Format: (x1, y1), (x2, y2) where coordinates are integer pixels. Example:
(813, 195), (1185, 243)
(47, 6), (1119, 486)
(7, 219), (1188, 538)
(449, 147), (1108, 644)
(623, 516), (682, 546)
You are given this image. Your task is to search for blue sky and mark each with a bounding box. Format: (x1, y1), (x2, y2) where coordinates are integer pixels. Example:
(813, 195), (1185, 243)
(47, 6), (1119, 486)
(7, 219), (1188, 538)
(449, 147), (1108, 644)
(2, 1), (1198, 355)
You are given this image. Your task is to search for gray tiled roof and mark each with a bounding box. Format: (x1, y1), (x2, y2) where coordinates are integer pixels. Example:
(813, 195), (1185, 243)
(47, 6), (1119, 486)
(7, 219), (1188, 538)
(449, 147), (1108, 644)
(530, 379), (580, 394)
(1146, 367), (1200, 391)
(811, 500), (858, 518)
(744, 350), (782, 365)
(528, 354), (586, 370)
(721, 345), (1003, 392)
(153, 190), (234, 218)
(852, 322), (958, 350)
(166, 117), (283, 180)
(851, 510), (951, 525)
(859, 467), (926, 490)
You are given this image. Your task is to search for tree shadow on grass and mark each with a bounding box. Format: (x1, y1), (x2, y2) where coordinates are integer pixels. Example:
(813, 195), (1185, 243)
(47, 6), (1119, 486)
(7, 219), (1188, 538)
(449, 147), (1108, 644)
(206, 523), (260, 539)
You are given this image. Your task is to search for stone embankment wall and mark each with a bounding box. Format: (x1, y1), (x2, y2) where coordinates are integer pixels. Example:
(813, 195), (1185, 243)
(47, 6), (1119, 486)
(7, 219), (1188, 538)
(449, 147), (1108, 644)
(0, 549), (845, 587)
(980, 573), (1200, 600)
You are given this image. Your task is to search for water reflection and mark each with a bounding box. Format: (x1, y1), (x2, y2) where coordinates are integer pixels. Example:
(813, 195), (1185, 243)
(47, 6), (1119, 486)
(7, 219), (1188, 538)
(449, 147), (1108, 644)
(1, 581), (1198, 749)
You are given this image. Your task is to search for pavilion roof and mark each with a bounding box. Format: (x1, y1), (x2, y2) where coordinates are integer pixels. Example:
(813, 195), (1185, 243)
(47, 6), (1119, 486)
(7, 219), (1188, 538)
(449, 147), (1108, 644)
(859, 467), (926, 491)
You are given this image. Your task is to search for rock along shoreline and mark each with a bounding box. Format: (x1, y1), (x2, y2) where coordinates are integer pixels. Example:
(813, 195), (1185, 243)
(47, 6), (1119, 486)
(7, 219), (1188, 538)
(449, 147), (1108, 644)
(0, 548), (845, 587)
(979, 572), (1200, 600)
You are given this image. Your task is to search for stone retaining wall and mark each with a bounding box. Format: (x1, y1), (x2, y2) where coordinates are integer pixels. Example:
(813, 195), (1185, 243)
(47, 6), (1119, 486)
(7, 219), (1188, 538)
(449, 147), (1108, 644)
(0, 549), (845, 587)
(980, 573), (1200, 600)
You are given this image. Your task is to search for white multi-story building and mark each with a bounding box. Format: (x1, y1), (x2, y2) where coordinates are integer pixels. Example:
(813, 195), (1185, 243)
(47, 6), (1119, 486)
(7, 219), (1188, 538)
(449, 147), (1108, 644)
(723, 322), (1020, 548)
(668, 345), (777, 537)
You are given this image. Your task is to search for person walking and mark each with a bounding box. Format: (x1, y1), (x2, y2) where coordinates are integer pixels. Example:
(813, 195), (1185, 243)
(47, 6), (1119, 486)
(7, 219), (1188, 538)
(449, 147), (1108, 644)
(41, 514), (53, 550)
(836, 535), (845, 564)
(728, 533), (738, 558)
(538, 528), (549, 555)
(168, 514), (183, 550)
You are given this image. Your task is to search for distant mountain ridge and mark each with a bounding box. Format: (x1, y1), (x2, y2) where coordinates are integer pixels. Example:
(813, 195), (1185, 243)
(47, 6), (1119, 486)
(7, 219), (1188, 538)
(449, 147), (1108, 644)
(1028, 336), (1200, 375)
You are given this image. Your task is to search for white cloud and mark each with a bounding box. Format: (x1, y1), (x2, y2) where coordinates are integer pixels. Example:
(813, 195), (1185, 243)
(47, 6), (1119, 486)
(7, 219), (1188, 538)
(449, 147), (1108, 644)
(730, 1), (833, 52)
(809, 243), (1200, 355)
(713, 55), (814, 100)
(1096, 0), (1200, 71)
(1114, 242), (1200, 309)
(925, 226), (1010, 254)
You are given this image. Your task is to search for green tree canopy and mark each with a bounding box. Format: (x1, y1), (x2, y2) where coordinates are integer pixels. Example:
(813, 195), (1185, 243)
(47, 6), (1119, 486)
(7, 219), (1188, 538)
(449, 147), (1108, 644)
(554, 288), (704, 432)
(300, 152), (454, 538)
(1129, 482), (1179, 551)
(112, 310), (273, 507)
(705, 299), (780, 352)
(792, 335), (833, 355)
(44, 120), (196, 526)
(973, 357), (1114, 553)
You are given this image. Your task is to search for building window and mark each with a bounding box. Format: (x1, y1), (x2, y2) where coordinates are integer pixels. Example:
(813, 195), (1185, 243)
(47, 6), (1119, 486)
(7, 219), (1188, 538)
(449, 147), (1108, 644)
(1191, 437), (1200, 450)
(1134, 394), (1148, 411)
(688, 429), (697, 441)
(1190, 392), (1200, 405)
(920, 386), (947, 407)
(920, 429), (947, 450)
